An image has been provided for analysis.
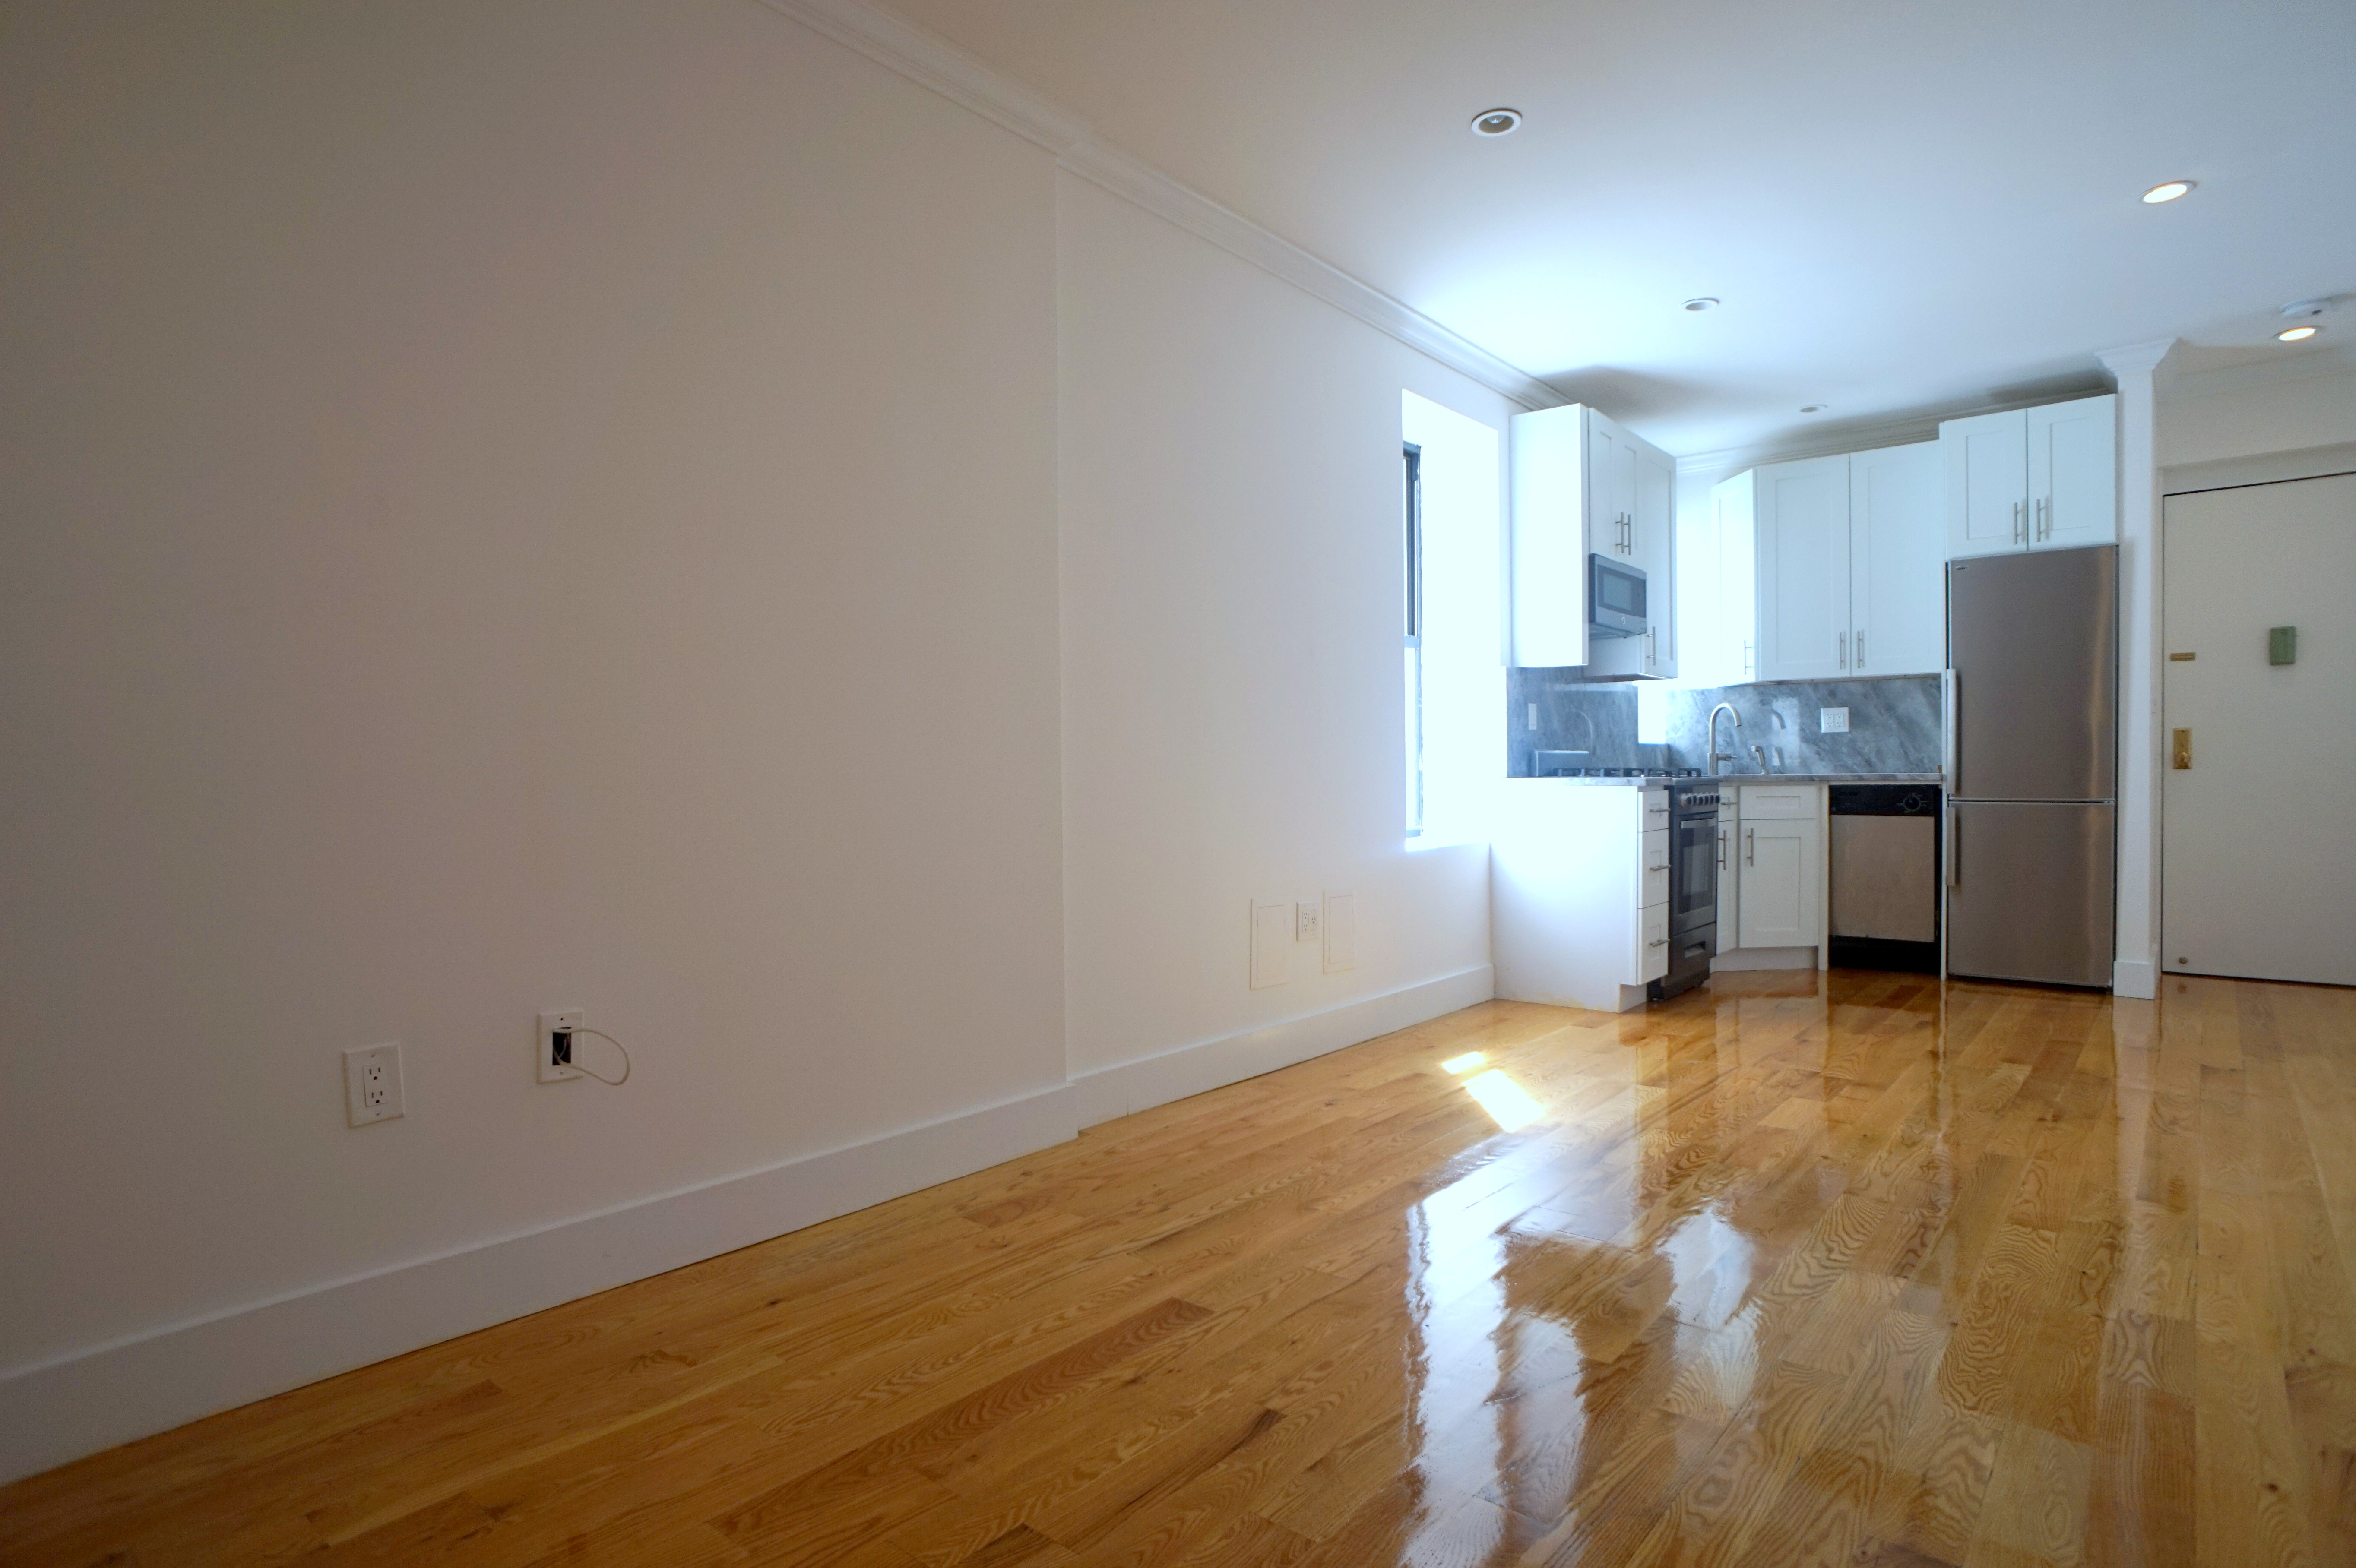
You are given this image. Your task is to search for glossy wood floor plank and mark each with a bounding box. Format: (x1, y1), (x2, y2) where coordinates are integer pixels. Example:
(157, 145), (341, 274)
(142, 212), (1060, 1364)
(7, 970), (2356, 1567)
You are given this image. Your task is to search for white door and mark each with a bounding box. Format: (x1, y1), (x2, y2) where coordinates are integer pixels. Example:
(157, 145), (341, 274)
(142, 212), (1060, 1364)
(1848, 441), (1946, 676)
(1739, 817), (1819, 948)
(2162, 473), (2356, 985)
(1944, 408), (2028, 558)
(1754, 455), (1851, 681)
(2028, 395), (2118, 550)
(1586, 411), (1637, 560)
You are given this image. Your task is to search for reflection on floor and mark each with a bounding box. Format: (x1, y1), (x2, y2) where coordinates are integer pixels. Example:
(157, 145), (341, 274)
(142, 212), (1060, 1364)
(5, 969), (2351, 1567)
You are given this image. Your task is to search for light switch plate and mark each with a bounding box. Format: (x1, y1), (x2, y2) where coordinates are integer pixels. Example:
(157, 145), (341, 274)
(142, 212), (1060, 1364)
(1819, 707), (1850, 733)
(1250, 902), (1292, 989)
(1323, 891), (1356, 973)
(343, 1043), (405, 1126)
(1296, 899), (1321, 942)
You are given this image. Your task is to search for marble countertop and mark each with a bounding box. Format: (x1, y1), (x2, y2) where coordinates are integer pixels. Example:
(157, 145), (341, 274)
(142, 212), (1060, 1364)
(1516, 772), (1943, 787)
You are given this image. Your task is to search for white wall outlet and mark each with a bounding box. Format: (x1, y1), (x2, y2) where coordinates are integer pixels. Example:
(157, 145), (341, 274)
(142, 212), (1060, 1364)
(343, 1043), (405, 1126)
(1250, 903), (1291, 989)
(1323, 891), (1356, 973)
(537, 1009), (584, 1083)
(1296, 898), (1322, 942)
(1819, 707), (1850, 733)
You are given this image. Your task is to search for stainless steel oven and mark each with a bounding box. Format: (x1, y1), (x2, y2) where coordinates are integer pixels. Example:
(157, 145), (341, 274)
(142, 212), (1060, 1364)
(1650, 783), (1719, 1000)
(1589, 553), (1647, 638)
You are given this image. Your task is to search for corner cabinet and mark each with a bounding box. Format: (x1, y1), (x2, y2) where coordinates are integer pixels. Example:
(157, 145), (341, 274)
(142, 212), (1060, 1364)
(1510, 405), (1676, 674)
(1735, 441), (1947, 683)
(1492, 783), (1671, 1012)
(1943, 394), (2117, 559)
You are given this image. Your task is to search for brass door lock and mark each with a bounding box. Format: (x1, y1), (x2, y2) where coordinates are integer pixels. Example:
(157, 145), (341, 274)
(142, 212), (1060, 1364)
(2172, 728), (2192, 769)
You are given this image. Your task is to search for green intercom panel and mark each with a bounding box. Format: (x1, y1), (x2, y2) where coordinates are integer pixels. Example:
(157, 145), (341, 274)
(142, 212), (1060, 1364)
(2269, 626), (2297, 666)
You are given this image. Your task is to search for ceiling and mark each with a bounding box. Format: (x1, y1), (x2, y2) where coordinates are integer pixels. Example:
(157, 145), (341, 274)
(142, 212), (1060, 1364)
(886, 0), (2356, 455)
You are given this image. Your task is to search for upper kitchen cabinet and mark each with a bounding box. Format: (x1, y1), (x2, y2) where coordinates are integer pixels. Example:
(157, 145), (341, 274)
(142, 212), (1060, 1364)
(1754, 454), (1851, 682)
(1942, 394), (2117, 558)
(1848, 442), (1946, 676)
(1509, 405), (1676, 673)
(1726, 440), (1946, 683)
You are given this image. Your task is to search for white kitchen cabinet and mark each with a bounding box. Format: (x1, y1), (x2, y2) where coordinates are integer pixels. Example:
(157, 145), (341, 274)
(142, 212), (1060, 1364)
(1592, 443), (1678, 678)
(1492, 783), (1670, 1011)
(1705, 470), (1758, 685)
(1738, 814), (1821, 950)
(1943, 394), (2116, 559)
(1848, 442), (1947, 676)
(1720, 441), (1945, 684)
(1509, 404), (1676, 673)
(2028, 397), (2118, 550)
(1753, 455), (1851, 681)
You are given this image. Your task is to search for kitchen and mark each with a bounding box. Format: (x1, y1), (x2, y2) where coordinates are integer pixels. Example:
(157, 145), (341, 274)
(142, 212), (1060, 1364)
(1492, 396), (2120, 1011)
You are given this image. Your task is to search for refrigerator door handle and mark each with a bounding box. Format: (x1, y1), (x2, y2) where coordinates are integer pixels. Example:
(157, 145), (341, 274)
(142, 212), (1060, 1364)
(1942, 669), (1958, 790)
(1946, 809), (1959, 888)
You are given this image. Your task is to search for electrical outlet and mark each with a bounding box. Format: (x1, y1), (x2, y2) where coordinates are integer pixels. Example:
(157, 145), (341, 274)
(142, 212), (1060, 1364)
(538, 1009), (584, 1083)
(1296, 899), (1322, 942)
(343, 1043), (405, 1126)
(1819, 707), (1850, 733)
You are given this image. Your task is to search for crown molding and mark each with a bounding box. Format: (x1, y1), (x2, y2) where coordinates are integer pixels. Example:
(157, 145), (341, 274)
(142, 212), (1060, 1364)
(1671, 373), (2134, 480)
(1054, 139), (1567, 411)
(753, 0), (1091, 151)
(754, 0), (1567, 412)
(2160, 342), (2356, 404)
(2096, 337), (2179, 380)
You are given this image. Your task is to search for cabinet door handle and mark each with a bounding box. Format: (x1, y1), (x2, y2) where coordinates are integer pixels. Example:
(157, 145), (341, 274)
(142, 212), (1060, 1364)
(1647, 863), (1669, 873)
(1855, 631), (1865, 668)
(1838, 631), (1846, 669)
(1742, 640), (1753, 675)
(1746, 828), (1754, 867)
(1718, 833), (1727, 870)
(2036, 496), (2049, 540)
(2013, 499), (2025, 544)
(1648, 938), (1669, 949)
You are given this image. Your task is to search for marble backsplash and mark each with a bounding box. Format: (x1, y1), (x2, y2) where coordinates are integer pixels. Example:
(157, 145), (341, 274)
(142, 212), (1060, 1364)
(1505, 671), (1942, 777)
(1663, 677), (1942, 776)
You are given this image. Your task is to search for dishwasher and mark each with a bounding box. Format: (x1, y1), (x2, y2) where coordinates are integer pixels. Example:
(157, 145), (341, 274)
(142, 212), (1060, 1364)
(1828, 784), (1941, 973)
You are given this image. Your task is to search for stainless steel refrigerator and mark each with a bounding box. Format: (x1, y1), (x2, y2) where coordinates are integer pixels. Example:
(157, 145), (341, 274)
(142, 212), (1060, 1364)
(1944, 545), (2118, 987)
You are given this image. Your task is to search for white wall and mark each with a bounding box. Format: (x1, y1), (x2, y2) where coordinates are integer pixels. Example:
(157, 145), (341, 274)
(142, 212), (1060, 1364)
(0, 0), (1067, 1468)
(1056, 174), (1507, 1105)
(0, 0), (1532, 1479)
(2158, 353), (2356, 473)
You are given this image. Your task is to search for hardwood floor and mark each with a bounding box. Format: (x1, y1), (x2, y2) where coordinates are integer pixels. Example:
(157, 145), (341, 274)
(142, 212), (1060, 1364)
(6, 969), (2353, 1567)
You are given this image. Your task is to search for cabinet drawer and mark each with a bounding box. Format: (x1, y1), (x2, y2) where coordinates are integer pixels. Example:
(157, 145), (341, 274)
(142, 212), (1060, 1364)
(1640, 789), (1670, 831)
(1641, 830), (1670, 907)
(1740, 784), (1818, 820)
(1640, 904), (1670, 982)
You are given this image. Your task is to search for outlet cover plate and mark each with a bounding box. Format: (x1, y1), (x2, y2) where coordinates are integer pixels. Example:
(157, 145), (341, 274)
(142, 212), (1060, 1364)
(1819, 707), (1850, 733)
(344, 1043), (405, 1126)
(538, 1010), (584, 1083)
(1296, 899), (1322, 942)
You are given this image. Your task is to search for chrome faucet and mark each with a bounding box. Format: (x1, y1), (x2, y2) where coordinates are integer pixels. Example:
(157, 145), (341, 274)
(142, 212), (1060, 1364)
(1707, 703), (1743, 774)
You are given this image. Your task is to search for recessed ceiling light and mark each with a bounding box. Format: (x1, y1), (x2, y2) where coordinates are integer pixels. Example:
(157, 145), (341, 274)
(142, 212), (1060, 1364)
(1470, 108), (1522, 137)
(1683, 297), (1720, 312)
(2141, 180), (2194, 203)
(1800, 405), (1828, 414)
(2279, 325), (2319, 341)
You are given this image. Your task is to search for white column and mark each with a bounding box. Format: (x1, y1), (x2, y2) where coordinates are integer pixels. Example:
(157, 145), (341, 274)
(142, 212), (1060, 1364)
(2096, 338), (2176, 999)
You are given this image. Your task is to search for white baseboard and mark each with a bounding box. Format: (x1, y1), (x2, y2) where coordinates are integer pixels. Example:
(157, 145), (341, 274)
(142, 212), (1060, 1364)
(2113, 959), (2158, 999)
(0, 1083), (1077, 1486)
(1070, 965), (1495, 1128)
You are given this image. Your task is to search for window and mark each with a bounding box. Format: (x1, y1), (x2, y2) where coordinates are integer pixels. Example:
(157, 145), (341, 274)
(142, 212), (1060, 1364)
(1403, 441), (1424, 837)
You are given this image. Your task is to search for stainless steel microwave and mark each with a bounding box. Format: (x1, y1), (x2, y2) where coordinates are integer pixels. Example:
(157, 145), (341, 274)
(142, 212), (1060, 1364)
(1590, 553), (1647, 637)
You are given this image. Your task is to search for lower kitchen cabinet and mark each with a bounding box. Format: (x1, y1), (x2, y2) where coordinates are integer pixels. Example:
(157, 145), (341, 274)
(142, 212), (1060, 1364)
(1739, 816), (1821, 948)
(1720, 783), (1830, 967)
(1492, 784), (1671, 1012)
